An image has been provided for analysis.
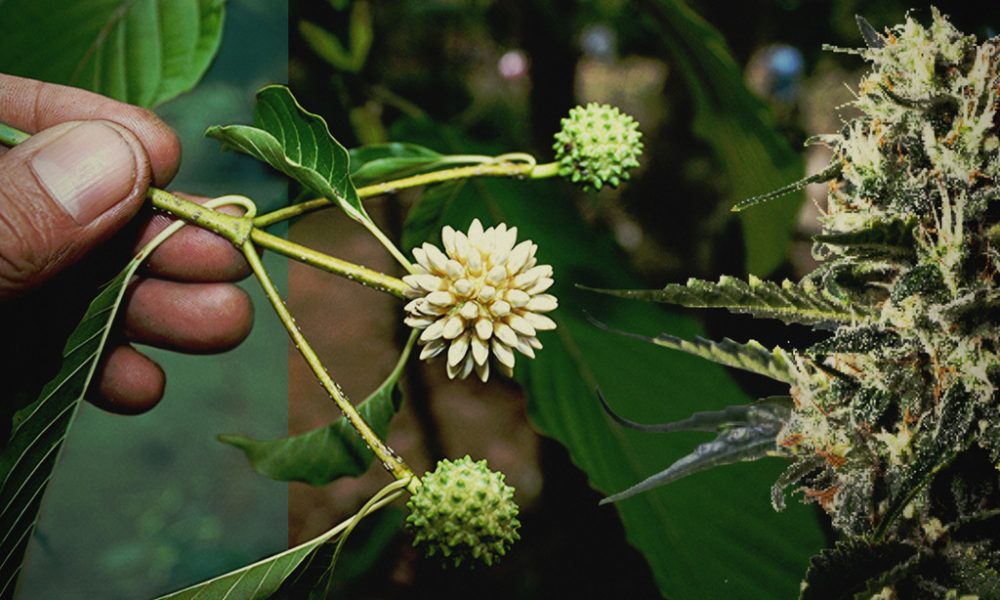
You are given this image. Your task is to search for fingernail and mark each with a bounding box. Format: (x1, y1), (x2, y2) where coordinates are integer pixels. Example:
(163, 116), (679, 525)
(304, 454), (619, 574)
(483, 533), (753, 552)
(30, 122), (138, 224)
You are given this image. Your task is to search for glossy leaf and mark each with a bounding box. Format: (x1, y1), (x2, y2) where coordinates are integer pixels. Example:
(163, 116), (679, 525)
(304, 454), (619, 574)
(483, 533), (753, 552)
(0, 0), (225, 108)
(0, 225), (185, 599)
(219, 333), (415, 485)
(403, 174), (825, 598)
(207, 86), (370, 227)
(647, 0), (804, 275)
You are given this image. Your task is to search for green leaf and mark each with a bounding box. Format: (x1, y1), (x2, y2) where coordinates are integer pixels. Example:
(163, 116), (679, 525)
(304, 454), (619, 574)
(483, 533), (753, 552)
(402, 174), (825, 598)
(0, 224), (185, 598)
(219, 333), (415, 485)
(587, 274), (865, 328)
(154, 518), (340, 600)
(349, 143), (447, 186)
(299, 20), (355, 72)
(647, 0), (804, 275)
(0, 0), (225, 108)
(206, 85), (370, 227)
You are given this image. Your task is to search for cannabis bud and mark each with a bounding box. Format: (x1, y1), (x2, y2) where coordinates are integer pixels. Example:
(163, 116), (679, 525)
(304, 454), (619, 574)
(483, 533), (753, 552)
(406, 456), (521, 568)
(402, 219), (557, 382)
(553, 103), (643, 190)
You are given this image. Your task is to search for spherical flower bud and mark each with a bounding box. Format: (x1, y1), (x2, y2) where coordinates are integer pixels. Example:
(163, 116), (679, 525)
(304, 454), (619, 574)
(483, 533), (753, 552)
(402, 219), (558, 382)
(406, 455), (521, 568)
(552, 102), (643, 190)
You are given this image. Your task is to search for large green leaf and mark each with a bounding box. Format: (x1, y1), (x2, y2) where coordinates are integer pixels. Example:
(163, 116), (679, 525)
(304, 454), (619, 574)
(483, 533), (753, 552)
(0, 0), (225, 108)
(402, 176), (826, 598)
(646, 0), (805, 276)
(0, 222), (187, 599)
(349, 143), (449, 186)
(206, 85), (370, 228)
(219, 333), (415, 485)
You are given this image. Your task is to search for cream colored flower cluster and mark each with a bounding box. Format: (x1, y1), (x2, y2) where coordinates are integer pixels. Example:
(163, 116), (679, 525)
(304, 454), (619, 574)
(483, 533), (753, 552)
(403, 219), (557, 381)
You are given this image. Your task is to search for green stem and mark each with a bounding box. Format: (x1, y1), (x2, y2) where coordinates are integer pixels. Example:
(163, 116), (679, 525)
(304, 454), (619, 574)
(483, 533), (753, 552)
(147, 188), (254, 246)
(252, 160), (561, 229)
(241, 241), (417, 491)
(0, 122), (29, 147)
(250, 228), (409, 298)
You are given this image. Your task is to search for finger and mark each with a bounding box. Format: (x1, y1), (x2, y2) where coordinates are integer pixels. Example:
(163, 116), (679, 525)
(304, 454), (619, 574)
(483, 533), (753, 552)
(0, 120), (152, 299)
(93, 344), (166, 415)
(123, 278), (254, 353)
(0, 73), (180, 185)
(137, 198), (250, 282)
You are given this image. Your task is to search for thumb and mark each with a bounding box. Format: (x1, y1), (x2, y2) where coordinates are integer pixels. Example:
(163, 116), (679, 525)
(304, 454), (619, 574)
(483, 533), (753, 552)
(0, 120), (152, 299)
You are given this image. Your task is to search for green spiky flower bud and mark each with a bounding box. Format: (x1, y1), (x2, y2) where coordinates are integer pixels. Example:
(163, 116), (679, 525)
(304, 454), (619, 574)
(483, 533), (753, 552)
(552, 103), (643, 190)
(405, 455), (520, 568)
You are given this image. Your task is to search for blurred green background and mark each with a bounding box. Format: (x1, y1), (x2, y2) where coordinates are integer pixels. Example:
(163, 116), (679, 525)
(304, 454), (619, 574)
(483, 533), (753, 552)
(18, 1), (289, 598)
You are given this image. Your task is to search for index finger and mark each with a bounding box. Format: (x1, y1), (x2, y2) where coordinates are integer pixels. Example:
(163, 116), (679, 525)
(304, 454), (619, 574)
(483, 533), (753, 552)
(0, 73), (181, 186)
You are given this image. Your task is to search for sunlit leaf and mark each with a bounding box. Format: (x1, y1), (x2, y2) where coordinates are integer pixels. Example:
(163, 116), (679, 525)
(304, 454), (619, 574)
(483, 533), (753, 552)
(0, 0), (225, 108)
(349, 143), (448, 186)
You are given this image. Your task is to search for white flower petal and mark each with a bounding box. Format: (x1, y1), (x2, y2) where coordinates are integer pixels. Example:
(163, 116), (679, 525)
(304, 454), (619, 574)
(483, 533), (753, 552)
(527, 277), (554, 295)
(441, 226), (457, 256)
(405, 316), (435, 328)
(490, 300), (511, 317)
(506, 241), (533, 274)
(497, 362), (514, 378)
(524, 312), (557, 331)
(445, 259), (464, 279)
(478, 285), (497, 302)
(491, 339), (516, 369)
(506, 289), (530, 307)
(412, 247), (431, 271)
(471, 335), (489, 364)
(426, 291), (454, 306)
(475, 318), (493, 340)
(475, 359), (490, 382)
(448, 333), (471, 367)
(467, 247), (483, 275)
(420, 319), (446, 342)
(459, 302), (479, 320)
(528, 337), (543, 350)
(526, 294), (558, 312)
(494, 322), (519, 347)
(485, 265), (506, 286)
(442, 315), (465, 340)
(423, 243), (449, 273)
(468, 218), (484, 243)
(515, 337), (536, 358)
(420, 340), (446, 360)
(407, 274), (443, 292)
(453, 278), (473, 296)
(508, 314), (536, 337)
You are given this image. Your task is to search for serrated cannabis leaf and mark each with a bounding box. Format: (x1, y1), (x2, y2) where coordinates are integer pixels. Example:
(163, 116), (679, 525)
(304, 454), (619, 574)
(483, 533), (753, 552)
(219, 333), (415, 485)
(801, 538), (919, 600)
(207, 85), (370, 227)
(0, 224), (187, 599)
(0, 0), (225, 108)
(586, 274), (864, 329)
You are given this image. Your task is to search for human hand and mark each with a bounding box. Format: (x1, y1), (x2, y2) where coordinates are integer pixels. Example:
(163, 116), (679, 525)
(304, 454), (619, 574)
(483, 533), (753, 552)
(0, 74), (254, 415)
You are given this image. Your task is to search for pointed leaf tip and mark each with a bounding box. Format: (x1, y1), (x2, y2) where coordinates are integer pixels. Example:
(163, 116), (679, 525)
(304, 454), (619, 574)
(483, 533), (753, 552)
(855, 15), (886, 49)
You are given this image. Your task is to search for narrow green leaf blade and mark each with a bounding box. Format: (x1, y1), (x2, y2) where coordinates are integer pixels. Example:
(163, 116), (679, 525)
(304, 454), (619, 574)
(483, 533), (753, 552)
(206, 85), (369, 225)
(154, 525), (338, 600)
(219, 333), (414, 485)
(0, 246), (163, 597)
(0, 0), (225, 108)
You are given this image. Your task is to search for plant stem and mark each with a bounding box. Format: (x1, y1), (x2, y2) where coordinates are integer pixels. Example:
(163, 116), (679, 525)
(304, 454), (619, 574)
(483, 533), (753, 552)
(0, 122), (29, 147)
(253, 160), (561, 229)
(242, 241), (418, 492)
(148, 188), (253, 246)
(250, 228), (409, 298)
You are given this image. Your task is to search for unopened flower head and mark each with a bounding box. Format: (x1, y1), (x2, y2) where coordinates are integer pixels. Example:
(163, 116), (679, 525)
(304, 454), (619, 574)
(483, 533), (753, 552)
(403, 219), (557, 382)
(553, 102), (643, 190)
